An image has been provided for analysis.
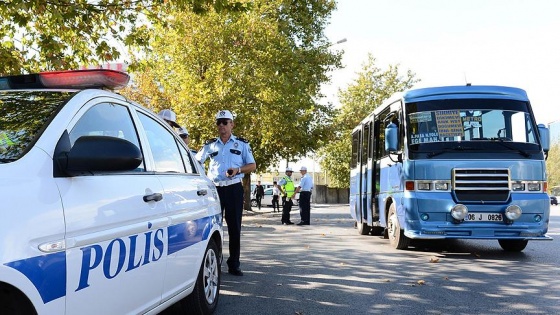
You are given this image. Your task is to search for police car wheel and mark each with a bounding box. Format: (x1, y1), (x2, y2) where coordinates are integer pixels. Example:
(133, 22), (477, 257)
(0, 283), (36, 315)
(180, 239), (220, 314)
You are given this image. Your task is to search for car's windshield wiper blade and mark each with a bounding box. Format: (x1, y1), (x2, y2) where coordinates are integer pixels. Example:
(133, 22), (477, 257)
(426, 145), (481, 158)
(489, 138), (531, 158)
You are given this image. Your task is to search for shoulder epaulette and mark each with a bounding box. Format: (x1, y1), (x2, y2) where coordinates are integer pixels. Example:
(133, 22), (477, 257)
(237, 137), (249, 143)
(205, 138), (217, 145)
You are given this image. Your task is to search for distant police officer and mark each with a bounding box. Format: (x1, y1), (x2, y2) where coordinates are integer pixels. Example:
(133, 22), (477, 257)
(278, 167), (296, 225)
(196, 110), (256, 276)
(294, 166), (313, 225)
(158, 109), (189, 146)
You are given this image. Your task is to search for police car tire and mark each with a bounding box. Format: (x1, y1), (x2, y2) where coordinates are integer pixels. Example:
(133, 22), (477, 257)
(0, 283), (36, 315)
(180, 239), (220, 315)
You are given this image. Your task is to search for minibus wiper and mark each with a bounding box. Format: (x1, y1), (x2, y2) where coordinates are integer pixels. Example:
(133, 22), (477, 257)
(426, 145), (480, 158)
(489, 138), (531, 158)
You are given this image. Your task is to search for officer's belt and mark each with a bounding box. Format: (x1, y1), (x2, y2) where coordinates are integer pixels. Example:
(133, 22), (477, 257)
(215, 178), (242, 187)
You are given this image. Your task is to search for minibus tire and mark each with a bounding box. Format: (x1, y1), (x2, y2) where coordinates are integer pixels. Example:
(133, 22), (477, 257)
(498, 239), (528, 252)
(357, 221), (371, 235)
(181, 239), (221, 315)
(387, 204), (410, 250)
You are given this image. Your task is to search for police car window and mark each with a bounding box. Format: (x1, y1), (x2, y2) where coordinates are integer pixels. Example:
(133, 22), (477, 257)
(178, 144), (198, 174)
(69, 102), (145, 171)
(137, 112), (186, 173)
(0, 91), (71, 161)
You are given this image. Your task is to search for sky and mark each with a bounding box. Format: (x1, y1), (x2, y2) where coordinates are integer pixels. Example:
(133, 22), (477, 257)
(323, 0), (560, 125)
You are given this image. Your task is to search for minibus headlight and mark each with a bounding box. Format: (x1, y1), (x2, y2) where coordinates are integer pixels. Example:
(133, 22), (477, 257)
(527, 183), (541, 191)
(505, 205), (522, 220)
(417, 182), (431, 190)
(512, 182), (525, 191)
(434, 182), (449, 191)
(451, 204), (468, 220)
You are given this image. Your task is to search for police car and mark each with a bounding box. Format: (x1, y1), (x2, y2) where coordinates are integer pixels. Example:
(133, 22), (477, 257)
(0, 70), (223, 315)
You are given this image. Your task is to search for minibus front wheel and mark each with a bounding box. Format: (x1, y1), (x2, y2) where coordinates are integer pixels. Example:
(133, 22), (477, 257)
(498, 239), (528, 252)
(387, 203), (410, 250)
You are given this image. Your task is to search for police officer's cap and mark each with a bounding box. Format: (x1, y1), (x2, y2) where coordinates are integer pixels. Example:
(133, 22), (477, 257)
(285, 167), (293, 172)
(216, 110), (234, 121)
(158, 109), (180, 128)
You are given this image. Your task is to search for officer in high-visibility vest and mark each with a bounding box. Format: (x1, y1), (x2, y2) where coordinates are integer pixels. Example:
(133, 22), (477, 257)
(278, 167), (296, 225)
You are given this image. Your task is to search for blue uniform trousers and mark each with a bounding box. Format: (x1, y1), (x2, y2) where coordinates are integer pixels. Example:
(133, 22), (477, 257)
(299, 191), (312, 224)
(217, 182), (244, 270)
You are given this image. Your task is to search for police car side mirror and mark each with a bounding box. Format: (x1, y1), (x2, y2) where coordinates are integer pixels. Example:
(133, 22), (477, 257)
(54, 134), (143, 177)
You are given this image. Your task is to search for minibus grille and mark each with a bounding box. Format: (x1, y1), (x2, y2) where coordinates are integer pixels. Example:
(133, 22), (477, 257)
(453, 168), (510, 203)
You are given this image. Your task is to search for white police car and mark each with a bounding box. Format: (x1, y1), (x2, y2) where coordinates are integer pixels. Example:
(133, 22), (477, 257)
(0, 70), (223, 315)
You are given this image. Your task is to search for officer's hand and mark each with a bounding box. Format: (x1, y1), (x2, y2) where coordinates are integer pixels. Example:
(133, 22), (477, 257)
(226, 169), (234, 177)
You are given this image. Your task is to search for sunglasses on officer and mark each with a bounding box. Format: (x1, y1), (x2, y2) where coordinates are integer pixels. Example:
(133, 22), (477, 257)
(216, 119), (231, 126)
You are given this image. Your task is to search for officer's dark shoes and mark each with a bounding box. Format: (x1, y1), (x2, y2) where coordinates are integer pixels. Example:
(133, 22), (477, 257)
(228, 268), (244, 276)
(297, 222), (310, 226)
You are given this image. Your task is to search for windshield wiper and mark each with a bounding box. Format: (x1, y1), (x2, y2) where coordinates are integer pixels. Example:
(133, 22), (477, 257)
(487, 138), (531, 158)
(425, 145), (482, 158)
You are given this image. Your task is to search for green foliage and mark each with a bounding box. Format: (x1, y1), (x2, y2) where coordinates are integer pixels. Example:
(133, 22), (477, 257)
(0, 0), (249, 75)
(546, 143), (560, 194)
(123, 0), (341, 174)
(319, 54), (419, 188)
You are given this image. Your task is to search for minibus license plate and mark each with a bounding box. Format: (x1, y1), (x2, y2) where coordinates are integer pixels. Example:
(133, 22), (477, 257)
(466, 213), (502, 221)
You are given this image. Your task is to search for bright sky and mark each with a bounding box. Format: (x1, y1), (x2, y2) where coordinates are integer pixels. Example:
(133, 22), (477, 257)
(324, 0), (560, 125)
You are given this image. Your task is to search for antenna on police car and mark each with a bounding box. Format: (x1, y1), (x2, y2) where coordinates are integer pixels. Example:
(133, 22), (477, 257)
(464, 72), (471, 86)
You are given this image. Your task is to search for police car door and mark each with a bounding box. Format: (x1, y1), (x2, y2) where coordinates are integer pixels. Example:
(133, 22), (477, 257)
(134, 112), (213, 302)
(58, 101), (168, 314)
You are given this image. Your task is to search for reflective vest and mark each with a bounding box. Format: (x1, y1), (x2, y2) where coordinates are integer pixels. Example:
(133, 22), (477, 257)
(282, 176), (295, 198)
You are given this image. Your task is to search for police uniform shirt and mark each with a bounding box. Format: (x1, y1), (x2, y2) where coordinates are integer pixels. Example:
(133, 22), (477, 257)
(196, 134), (255, 182)
(299, 173), (313, 192)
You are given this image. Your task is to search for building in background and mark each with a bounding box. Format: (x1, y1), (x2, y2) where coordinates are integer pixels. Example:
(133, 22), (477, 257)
(549, 120), (560, 144)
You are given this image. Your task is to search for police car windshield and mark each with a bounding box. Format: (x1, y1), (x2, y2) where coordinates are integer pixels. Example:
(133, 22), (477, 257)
(0, 91), (73, 160)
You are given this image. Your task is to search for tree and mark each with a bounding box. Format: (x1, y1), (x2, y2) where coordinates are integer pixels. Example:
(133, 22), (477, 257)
(546, 143), (560, 193)
(122, 0), (341, 208)
(319, 54), (419, 188)
(0, 0), (248, 75)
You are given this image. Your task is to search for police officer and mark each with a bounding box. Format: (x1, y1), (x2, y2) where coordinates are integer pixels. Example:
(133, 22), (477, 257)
(196, 110), (256, 276)
(278, 167), (296, 225)
(294, 166), (313, 225)
(158, 109), (189, 146)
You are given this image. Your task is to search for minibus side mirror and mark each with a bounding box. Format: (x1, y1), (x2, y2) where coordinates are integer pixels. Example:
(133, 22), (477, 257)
(538, 123), (550, 153)
(385, 123), (399, 152)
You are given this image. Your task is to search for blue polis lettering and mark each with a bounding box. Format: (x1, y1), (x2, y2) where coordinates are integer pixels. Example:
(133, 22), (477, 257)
(76, 229), (164, 291)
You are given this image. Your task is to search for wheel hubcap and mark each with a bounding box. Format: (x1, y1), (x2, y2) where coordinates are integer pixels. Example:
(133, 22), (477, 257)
(203, 249), (219, 304)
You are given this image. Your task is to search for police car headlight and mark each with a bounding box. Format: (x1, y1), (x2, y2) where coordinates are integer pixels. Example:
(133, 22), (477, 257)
(451, 204), (468, 220)
(505, 205), (522, 220)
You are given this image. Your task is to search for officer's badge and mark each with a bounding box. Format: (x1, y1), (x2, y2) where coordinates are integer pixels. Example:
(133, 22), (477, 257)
(219, 111), (226, 117)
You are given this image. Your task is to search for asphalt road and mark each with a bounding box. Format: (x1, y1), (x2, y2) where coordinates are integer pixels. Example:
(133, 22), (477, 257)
(167, 204), (560, 315)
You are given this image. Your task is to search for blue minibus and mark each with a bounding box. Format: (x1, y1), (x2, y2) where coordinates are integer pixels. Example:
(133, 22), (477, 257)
(350, 85), (552, 251)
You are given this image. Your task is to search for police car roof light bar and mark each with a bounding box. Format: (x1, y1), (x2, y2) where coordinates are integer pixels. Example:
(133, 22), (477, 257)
(0, 69), (130, 90)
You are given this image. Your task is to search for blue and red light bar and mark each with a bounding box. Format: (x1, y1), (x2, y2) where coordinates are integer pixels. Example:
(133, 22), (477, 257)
(0, 69), (130, 90)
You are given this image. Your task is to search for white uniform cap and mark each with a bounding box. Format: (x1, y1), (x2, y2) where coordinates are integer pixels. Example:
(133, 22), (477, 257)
(158, 109), (180, 127)
(285, 167), (293, 172)
(215, 110), (234, 120)
(178, 127), (189, 136)
(300, 166), (307, 171)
